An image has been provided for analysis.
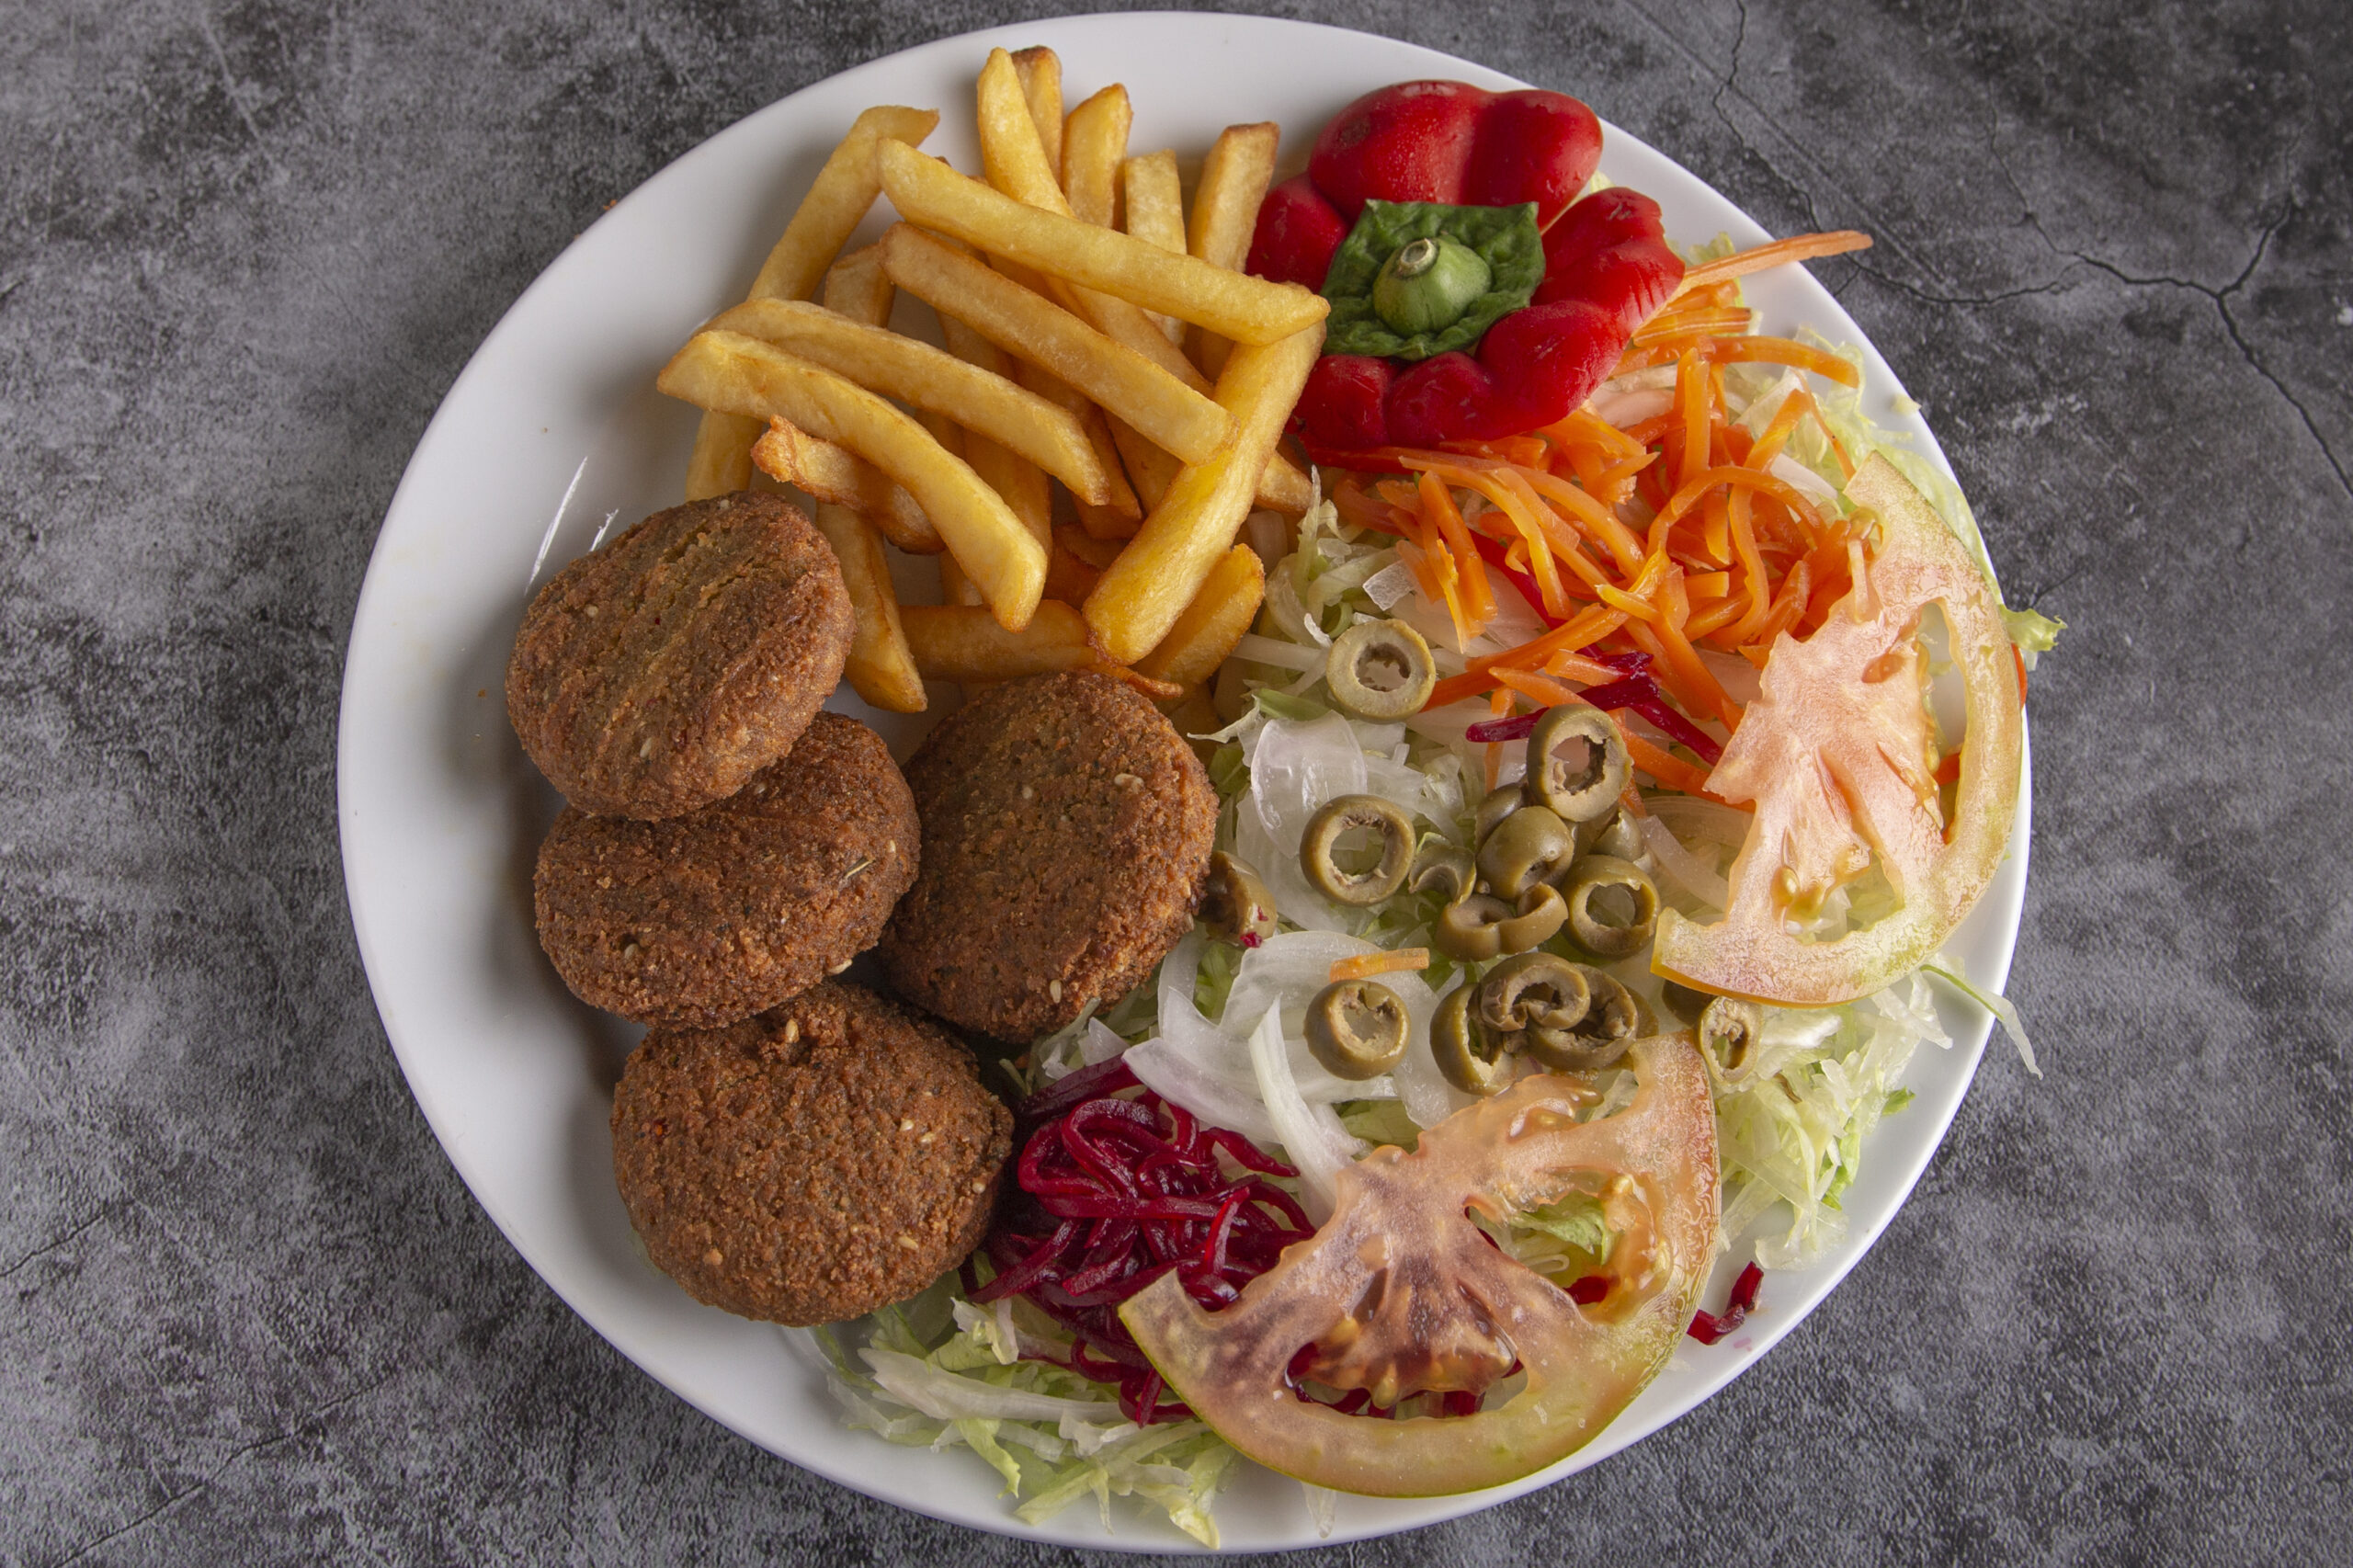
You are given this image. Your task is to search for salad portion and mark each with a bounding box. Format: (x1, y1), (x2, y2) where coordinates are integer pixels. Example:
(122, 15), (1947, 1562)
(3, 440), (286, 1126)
(794, 63), (2052, 1546)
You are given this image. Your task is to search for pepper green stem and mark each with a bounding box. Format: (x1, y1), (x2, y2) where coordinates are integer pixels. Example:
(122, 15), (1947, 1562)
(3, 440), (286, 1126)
(1371, 235), (1493, 336)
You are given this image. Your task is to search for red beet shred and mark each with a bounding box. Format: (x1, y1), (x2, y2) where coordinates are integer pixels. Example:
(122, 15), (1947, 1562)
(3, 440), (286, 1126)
(1687, 1260), (1765, 1344)
(970, 1062), (1316, 1424)
(1458, 649), (1723, 765)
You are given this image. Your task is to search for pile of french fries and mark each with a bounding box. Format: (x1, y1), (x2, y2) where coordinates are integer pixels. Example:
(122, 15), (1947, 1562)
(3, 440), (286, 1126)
(654, 46), (1328, 723)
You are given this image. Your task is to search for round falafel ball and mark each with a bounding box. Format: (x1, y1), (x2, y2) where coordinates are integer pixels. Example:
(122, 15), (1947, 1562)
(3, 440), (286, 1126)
(879, 670), (1216, 1043)
(506, 491), (852, 820)
(535, 712), (917, 1029)
(610, 982), (1011, 1325)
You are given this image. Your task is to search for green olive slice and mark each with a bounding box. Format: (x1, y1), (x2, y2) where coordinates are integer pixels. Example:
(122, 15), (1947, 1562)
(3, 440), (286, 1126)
(1587, 803), (1646, 863)
(1475, 804), (1576, 900)
(1431, 983), (1514, 1096)
(1407, 843), (1477, 905)
(1304, 980), (1410, 1080)
(1698, 995), (1765, 1081)
(1433, 893), (1512, 961)
(1525, 705), (1631, 824)
(1563, 856), (1660, 959)
(1324, 618), (1438, 722)
(1497, 883), (1567, 954)
(1522, 969), (1641, 1073)
(1199, 851), (1279, 945)
(1300, 794), (1415, 906)
(1473, 784), (1524, 849)
(1473, 951), (1592, 1037)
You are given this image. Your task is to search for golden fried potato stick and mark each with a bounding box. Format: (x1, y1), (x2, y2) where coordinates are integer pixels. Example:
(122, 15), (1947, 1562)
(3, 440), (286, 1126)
(938, 314), (1053, 556)
(879, 224), (1232, 465)
(1010, 359), (1141, 533)
(1062, 85), (1131, 228)
(820, 242), (896, 325)
(1085, 323), (1324, 663)
(661, 331), (1044, 630)
(879, 139), (1325, 345)
(809, 501), (926, 712)
(1187, 122), (1281, 380)
(902, 600), (1095, 683)
(1122, 150), (1189, 347)
(937, 550), (986, 607)
(1009, 47), (1063, 181)
(1110, 413), (1312, 517)
(750, 416), (940, 554)
(751, 106), (941, 301)
(685, 107), (940, 500)
(1042, 535), (1104, 606)
(703, 296), (1109, 503)
(1133, 542), (1267, 687)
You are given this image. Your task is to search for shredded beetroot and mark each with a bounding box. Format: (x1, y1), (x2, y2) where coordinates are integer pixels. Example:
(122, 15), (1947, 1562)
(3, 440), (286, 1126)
(1465, 710), (1544, 744)
(1687, 1260), (1765, 1344)
(1455, 647), (1722, 766)
(974, 1075), (1317, 1424)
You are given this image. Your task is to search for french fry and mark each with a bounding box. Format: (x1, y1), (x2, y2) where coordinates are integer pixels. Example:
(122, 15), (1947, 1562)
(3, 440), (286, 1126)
(686, 108), (938, 497)
(661, 331), (1044, 630)
(938, 314), (1053, 555)
(1053, 524), (1123, 571)
(1122, 150), (1189, 347)
(879, 138), (1326, 344)
(1133, 542), (1267, 687)
(938, 550), (985, 607)
(1009, 47), (1063, 181)
(749, 106), (941, 301)
(1062, 85), (1131, 229)
(1257, 448), (1315, 514)
(685, 410), (761, 500)
(902, 600), (1094, 683)
(1011, 359), (1141, 530)
(820, 243), (896, 326)
(703, 297), (1109, 503)
(1086, 323), (1324, 663)
(1042, 535), (1103, 605)
(1111, 415), (1311, 517)
(750, 416), (940, 554)
(879, 224), (1232, 465)
(809, 502), (926, 712)
(1187, 123), (1281, 380)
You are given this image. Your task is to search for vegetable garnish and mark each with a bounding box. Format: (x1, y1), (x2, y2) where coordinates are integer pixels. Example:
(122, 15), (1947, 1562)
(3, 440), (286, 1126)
(1328, 947), (1430, 983)
(1686, 1259), (1765, 1345)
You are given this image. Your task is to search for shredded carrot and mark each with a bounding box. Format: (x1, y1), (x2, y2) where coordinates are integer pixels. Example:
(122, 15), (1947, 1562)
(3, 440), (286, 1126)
(1704, 335), (1863, 389)
(1619, 727), (1718, 796)
(1669, 230), (1873, 297)
(1414, 470), (1495, 627)
(1330, 949), (1430, 983)
(1492, 666), (1580, 708)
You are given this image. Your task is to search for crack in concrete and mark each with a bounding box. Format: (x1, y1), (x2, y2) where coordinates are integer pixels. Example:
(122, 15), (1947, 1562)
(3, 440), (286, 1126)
(0, 1205), (111, 1280)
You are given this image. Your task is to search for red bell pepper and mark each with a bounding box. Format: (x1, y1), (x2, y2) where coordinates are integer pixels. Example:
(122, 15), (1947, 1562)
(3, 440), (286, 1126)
(1247, 81), (1686, 452)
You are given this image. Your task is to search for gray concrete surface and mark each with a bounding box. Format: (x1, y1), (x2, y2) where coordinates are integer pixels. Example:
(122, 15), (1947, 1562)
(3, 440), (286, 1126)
(3, 1), (2346, 1562)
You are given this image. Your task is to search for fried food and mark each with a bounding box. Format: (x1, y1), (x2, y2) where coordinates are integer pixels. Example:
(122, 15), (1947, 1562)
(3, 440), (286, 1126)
(534, 714), (917, 1028)
(747, 415), (939, 553)
(506, 493), (850, 819)
(813, 501), (926, 713)
(610, 981), (1010, 1326)
(899, 601), (1095, 684)
(881, 671), (1215, 1041)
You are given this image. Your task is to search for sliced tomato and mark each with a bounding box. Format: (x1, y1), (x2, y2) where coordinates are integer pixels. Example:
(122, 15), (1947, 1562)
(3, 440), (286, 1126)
(1651, 454), (2025, 1006)
(1120, 1035), (1717, 1497)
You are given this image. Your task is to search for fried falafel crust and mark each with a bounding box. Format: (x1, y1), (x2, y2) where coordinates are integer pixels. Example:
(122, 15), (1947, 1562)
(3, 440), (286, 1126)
(610, 983), (1012, 1326)
(880, 670), (1216, 1042)
(535, 713), (917, 1028)
(507, 492), (852, 820)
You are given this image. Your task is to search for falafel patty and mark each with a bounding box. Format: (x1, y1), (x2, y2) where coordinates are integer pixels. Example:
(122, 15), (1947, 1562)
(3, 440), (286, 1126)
(506, 491), (852, 820)
(536, 713), (917, 1028)
(610, 982), (1011, 1326)
(879, 670), (1215, 1042)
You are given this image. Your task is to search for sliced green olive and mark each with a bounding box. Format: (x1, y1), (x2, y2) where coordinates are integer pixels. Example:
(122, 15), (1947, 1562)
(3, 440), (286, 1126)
(1699, 996), (1765, 1081)
(1586, 803), (1646, 863)
(1431, 983), (1514, 1096)
(1473, 951), (1591, 1037)
(1433, 892), (1513, 961)
(1563, 855), (1660, 959)
(1476, 804), (1576, 900)
(1522, 969), (1641, 1073)
(1473, 784), (1523, 849)
(1199, 851), (1279, 945)
(1407, 843), (1476, 905)
(1300, 794), (1415, 905)
(1525, 705), (1631, 824)
(1304, 980), (1410, 1080)
(1324, 618), (1437, 722)
(1658, 979), (1718, 1025)
(1499, 882), (1567, 953)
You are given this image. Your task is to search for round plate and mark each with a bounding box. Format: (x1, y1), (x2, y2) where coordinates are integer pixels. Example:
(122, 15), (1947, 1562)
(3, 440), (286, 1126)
(338, 12), (2029, 1551)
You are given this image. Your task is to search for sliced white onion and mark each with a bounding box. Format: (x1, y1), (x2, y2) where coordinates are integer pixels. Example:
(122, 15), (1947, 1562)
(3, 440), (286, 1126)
(1080, 1018), (1129, 1066)
(1362, 560), (1418, 610)
(1124, 1038), (1282, 1145)
(1245, 1005), (1364, 1222)
(1639, 814), (1732, 912)
(1230, 632), (1326, 673)
(1768, 452), (1841, 506)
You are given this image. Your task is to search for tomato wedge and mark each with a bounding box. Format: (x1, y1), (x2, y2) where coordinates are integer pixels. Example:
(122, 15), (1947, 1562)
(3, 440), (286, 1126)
(1120, 1035), (1717, 1496)
(1651, 455), (2025, 1006)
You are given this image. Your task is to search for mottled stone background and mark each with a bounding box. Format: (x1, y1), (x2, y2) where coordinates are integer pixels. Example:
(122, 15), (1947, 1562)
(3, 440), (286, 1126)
(2, 0), (2345, 1562)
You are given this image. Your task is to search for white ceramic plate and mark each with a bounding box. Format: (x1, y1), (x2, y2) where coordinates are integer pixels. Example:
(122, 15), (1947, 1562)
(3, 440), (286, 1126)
(339, 12), (2030, 1551)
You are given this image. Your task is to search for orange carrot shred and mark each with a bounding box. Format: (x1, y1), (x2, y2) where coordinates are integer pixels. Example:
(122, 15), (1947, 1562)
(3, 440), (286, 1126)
(1668, 230), (1873, 297)
(1329, 949), (1430, 983)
